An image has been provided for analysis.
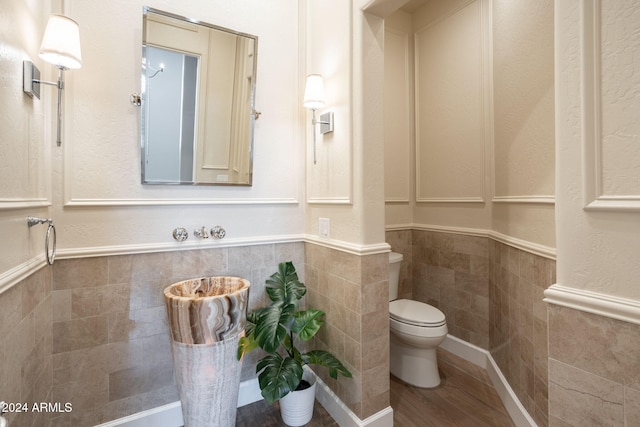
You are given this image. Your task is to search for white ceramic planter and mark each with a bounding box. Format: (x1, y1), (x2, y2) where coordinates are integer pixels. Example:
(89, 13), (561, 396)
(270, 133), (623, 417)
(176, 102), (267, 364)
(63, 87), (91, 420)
(278, 375), (317, 427)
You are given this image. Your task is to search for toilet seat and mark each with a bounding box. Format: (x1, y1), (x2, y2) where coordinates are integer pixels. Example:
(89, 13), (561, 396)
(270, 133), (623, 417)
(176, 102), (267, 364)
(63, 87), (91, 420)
(389, 299), (446, 327)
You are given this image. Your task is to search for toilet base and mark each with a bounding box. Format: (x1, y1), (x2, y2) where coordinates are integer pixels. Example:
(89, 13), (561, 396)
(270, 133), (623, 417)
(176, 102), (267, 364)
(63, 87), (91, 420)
(390, 333), (441, 388)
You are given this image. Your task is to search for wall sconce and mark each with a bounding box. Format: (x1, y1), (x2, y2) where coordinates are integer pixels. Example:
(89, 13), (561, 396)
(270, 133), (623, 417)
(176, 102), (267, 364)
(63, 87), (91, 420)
(303, 74), (334, 164)
(23, 14), (82, 147)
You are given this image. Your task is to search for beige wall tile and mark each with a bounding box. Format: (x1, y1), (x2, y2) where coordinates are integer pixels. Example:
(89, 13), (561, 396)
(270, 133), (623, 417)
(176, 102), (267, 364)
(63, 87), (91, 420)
(21, 267), (51, 319)
(52, 289), (71, 322)
(549, 304), (640, 388)
(362, 279), (388, 315)
(108, 306), (167, 343)
(3, 244), (311, 426)
(304, 242), (389, 419)
(625, 386), (640, 426)
(71, 283), (131, 318)
(549, 358), (624, 426)
(53, 257), (108, 290)
(53, 316), (109, 354)
(109, 360), (176, 401)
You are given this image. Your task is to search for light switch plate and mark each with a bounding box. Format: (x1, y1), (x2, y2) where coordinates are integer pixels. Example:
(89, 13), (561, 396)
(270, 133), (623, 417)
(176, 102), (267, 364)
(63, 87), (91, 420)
(319, 218), (330, 238)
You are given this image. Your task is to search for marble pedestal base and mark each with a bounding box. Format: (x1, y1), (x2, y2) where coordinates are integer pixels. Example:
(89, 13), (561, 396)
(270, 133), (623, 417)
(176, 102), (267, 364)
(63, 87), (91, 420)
(171, 336), (242, 427)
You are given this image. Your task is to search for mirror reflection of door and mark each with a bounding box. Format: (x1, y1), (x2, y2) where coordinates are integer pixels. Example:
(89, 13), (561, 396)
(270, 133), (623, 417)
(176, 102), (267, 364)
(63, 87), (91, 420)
(144, 46), (197, 183)
(197, 31), (254, 184)
(141, 8), (257, 185)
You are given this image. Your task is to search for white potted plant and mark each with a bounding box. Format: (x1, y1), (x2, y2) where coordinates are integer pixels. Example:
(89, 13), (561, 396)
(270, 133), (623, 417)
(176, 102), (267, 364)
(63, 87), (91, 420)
(237, 261), (352, 426)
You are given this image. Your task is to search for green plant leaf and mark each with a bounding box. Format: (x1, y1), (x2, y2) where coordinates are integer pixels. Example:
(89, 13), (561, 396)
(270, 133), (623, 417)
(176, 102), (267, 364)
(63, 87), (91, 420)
(292, 308), (325, 341)
(244, 309), (262, 338)
(303, 350), (352, 380)
(255, 303), (295, 353)
(256, 353), (303, 404)
(283, 334), (306, 366)
(237, 335), (259, 360)
(265, 261), (306, 306)
(246, 308), (264, 326)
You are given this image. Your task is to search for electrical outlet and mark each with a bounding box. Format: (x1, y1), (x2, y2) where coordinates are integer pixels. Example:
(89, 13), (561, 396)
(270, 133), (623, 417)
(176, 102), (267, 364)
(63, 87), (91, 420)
(319, 218), (330, 238)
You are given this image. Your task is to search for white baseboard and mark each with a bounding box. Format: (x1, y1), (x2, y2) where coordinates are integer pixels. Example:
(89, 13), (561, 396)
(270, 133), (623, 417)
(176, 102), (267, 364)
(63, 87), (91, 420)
(95, 378), (263, 427)
(96, 370), (394, 427)
(441, 335), (537, 427)
(94, 401), (183, 427)
(310, 366), (394, 427)
(236, 377), (262, 407)
(98, 336), (534, 427)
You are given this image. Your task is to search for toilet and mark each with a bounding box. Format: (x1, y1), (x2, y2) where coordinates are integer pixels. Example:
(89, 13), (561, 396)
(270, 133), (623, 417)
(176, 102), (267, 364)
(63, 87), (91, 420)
(388, 251), (447, 388)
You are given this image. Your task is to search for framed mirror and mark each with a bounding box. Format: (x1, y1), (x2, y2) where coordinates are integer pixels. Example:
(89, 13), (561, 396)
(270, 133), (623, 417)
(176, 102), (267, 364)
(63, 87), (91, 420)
(141, 7), (258, 185)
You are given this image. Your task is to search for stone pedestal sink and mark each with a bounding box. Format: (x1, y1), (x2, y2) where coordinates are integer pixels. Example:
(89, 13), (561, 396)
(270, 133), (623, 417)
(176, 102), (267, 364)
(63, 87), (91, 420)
(164, 276), (250, 427)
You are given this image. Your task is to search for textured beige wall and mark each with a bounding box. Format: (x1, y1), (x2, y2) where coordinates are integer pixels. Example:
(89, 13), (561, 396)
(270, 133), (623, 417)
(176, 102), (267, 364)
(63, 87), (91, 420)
(491, 0), (555, 247)
(384, 0), (555, 248)
(385, 0), (494, 232)
(384, 11), (414, 227)
(547, 0), (640, 425)
(415, 2), (484, 203)
(556, 0), (640, 299)
(305, 0), (388, 246)
(492, 0), (555, 198)
(0, 0), (51, 276)
(49, 0), (304, 252)
(0, 0), (305, 291)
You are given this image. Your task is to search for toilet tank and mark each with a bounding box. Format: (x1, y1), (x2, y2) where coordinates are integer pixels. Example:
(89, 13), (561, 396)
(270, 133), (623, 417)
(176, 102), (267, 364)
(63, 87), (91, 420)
(388, 251), (403, 301)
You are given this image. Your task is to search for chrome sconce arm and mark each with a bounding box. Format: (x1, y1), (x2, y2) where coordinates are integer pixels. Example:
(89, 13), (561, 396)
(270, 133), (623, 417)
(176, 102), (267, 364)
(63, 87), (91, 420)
(309, 110), (334, 165)
(23, 62), (66, 146)
(303, 74), (334, 165)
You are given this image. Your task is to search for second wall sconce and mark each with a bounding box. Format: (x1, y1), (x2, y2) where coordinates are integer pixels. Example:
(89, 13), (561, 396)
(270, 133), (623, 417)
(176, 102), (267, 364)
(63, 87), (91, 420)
(23, 14), (82, 147)
(303, 74), (334, 164)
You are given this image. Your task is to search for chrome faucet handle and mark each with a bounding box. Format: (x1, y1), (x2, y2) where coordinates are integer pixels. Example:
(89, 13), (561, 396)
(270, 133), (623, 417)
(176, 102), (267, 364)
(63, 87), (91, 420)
(172, 227), (189, 242)
(194, 226), (210, 239)
(211, 226), (226, 239)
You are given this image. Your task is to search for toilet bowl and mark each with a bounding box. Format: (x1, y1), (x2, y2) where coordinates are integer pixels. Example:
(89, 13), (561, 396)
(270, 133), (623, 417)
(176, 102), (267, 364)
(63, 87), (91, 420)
(388, 251), (447, 388)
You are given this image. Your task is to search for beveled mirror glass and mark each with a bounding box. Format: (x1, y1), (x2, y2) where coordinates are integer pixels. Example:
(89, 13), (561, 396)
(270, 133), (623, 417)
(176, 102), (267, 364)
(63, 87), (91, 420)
(141, 7), (257, 185)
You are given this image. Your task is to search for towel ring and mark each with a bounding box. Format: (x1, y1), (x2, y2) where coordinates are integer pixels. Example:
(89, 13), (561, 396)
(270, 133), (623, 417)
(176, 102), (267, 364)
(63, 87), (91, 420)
(45, 222), (56, 265)
(27, 216), (57, 265)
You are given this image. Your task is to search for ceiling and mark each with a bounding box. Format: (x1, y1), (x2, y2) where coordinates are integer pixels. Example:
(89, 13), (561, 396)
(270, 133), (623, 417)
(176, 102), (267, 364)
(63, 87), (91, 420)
(399, 0), (430, 14)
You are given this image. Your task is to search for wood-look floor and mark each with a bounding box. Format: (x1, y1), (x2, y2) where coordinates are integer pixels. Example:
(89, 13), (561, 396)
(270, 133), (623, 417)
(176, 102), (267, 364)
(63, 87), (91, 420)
(235, 348), (514, 426)
(235, 399), (338, 427)
(390, 349), (515, 427)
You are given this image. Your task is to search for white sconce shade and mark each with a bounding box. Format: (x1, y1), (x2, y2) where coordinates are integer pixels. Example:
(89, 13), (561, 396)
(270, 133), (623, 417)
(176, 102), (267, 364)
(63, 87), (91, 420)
(303, 74), (325, 110)
(39, 14), (82, 69)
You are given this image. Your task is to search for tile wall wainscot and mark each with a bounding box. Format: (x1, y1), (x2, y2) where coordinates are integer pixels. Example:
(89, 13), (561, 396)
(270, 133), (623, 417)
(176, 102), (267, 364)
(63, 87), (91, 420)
(0, 267), (53, 427)
(489, 240), (554, 427)
(388, 229), (491, 349)
(548, 305), (640, 426)
(386, 229), (555, 427)
(0, 242), (305, 427)
(304, 242), (390, 420)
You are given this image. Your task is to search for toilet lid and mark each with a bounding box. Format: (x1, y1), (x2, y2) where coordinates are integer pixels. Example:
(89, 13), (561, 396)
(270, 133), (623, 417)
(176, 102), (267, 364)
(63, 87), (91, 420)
(389, 252), (403, 263)
(389, 299), (446, 327)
